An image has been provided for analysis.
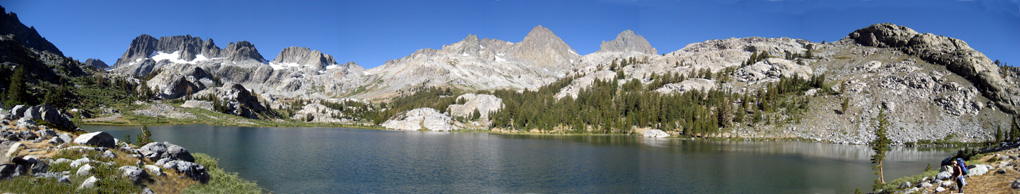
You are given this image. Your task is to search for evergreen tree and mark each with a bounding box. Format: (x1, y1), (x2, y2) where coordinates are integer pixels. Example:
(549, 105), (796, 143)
(5, 65), (27, 106)
(471, 109), (481, 120)
(136, 125), (154, 146)
(841, 97), (850, 114)
(996, 125), (1004, 143)
(871, 108), (891, 190)
(1011, 117), (1020, 142)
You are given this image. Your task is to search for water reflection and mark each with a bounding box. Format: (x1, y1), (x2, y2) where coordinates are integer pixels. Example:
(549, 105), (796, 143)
(85, 125), (954, 194)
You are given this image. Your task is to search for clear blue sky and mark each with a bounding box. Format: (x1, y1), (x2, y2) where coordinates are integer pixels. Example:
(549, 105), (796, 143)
(3, 0), (1018, 68)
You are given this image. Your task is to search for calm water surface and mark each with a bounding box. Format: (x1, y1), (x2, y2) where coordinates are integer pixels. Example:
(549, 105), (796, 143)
(85, 125), (954, 193)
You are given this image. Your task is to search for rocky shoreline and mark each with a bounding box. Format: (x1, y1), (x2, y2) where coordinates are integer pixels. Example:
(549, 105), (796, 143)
(0, 105), (247, 193)
(888, 142), (1020, 194)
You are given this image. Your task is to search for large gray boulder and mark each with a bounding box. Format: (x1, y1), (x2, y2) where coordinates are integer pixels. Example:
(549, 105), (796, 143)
(139, 142), (195, 162)
(968, 164), (989, 176)
(936, 171), (952, 180)
(118, 166), (149, 184)
(0, 164), (18, 179)
(161, 160), (209, 183)
(14, 105), (78, 131)
(73, 132), (116, 148)
(76, 164), (92, 176)
(79, 176), (99, 189)
(10, 105), (27, 118)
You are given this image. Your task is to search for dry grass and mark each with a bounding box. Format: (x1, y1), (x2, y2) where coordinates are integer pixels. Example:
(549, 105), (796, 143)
(147, 170), (199, 194)
(956, 154), (1020, 194)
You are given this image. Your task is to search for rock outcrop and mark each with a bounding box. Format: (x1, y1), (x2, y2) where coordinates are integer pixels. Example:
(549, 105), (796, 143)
(598, 30), (657, 55)
(146, 64), (220, 99)
(381, 108), (459, 131)
(83, 58), (109, 70)
(139, 142), (195, 162)
(849, 23), (1020, 113)
(447, 93), (503, 119)
(191, 83), (270, 119)
(734, 58), (813, 83)
(10, 105), (79, 131)
(655, 78), (717, 94)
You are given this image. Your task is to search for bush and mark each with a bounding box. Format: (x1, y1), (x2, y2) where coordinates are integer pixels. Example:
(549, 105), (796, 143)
(184, 153), (264, 194)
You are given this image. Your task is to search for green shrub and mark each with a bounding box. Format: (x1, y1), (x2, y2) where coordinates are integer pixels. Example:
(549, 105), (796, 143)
(184, 153), (264, 194)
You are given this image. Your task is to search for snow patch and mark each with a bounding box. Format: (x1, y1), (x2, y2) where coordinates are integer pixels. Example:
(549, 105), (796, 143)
(270, 62), (302, 70)
(569, 50), (578, 55)
(495, 55), (507, 62)
(149, 51), (211, 64)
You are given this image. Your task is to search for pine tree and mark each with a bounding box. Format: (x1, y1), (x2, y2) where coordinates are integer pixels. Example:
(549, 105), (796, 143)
(996, 125), (1004, 143)
(1011, 117), (1020, 142)
(841, 97), (850, 114)
(871, 108), (891, 190)
(136, 126), (154, 146)
(471, 109), (481, 120)
(5, 65), (27, 107)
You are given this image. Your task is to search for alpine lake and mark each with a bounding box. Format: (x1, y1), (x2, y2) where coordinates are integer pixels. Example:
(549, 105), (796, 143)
(84, 124), (954, 193)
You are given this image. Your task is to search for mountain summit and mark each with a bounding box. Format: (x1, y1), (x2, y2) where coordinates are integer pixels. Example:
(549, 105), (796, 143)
(598, 30), (657, 55)
(506, 25), (580, 68)
(270, 47), (338, 71)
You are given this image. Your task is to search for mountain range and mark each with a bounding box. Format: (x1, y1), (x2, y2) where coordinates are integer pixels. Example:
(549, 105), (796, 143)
(1, 4), (1019, 144)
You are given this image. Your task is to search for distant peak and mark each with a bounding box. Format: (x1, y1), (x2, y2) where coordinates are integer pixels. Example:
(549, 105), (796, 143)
(463, 34), (479, 42)
(525, 25), (554, 39)
(598, 30), (657, 55)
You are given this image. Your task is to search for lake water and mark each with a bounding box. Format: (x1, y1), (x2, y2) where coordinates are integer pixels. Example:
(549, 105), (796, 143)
(84, 124), (954, 193)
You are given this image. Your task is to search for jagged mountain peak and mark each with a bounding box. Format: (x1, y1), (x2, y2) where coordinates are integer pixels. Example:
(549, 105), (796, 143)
(270, 46), (336, 70)
(507, 25), (579, 68)
(524, 25), (555, 40)
(0, 5), (63, 56)
(598, 30), (657, 55)
(83, 58), (109, 69)
(223, 40), (266, 62)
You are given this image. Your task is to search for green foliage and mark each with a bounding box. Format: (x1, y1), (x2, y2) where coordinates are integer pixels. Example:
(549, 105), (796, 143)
(4, 65), (27, 107)
(471, 109), (481, 120)
(136, 126), (153, 146)
(871, 108), (891, 190)
(487, 67), (821, 135)
(1011, 117), (1020, 142)
(996, 125), (1004, 143)
(881, 170), (939, 192)
(840, 97), (850, 114)
(184, 153), (265, 194)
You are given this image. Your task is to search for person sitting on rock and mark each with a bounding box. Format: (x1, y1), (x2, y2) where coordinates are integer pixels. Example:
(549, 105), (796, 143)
(952, 159), (965, 193)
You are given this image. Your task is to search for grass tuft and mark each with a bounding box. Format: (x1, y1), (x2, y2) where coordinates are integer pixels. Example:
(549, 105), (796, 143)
(183, 153), (265, 194)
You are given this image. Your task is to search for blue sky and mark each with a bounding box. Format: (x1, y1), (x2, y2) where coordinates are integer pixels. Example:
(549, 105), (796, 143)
(3, 0), (1019, 68)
